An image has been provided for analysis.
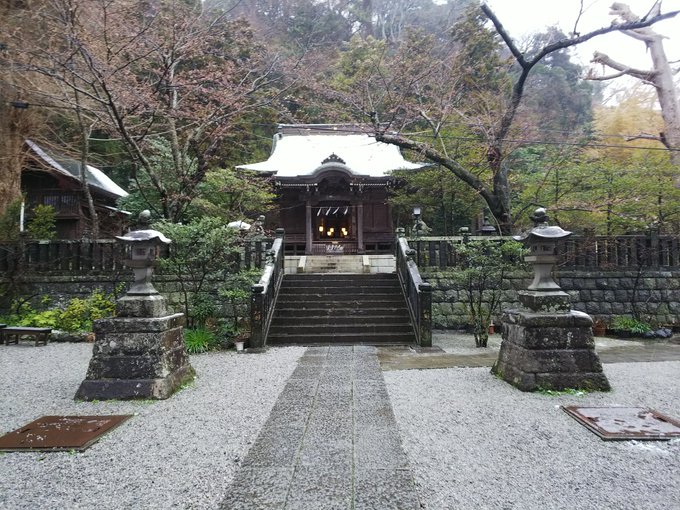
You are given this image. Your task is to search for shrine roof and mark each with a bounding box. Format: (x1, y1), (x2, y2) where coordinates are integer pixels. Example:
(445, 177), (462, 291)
(237, 125), (427, 178)
(26, 140), (128, 198)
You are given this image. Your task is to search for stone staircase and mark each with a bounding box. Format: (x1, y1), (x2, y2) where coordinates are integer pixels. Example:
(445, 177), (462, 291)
(267, 271), (415, 345)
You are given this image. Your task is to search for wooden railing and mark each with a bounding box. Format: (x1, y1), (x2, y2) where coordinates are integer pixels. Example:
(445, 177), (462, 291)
(0, 238), (274, 273)
(395, 229), (432, 347)
(249, 229), (285, 348)
(0, 239), (126, 273)
(27, 190), (80, 217)
(408, 232), (680, 270)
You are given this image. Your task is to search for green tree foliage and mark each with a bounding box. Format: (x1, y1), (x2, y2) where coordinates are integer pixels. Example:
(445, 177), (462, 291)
(520, 28), (595, 139)
(191, 168), (275, 222)
(390, 166), (481, 235)
(0, 200), (22, 242)
(515, 89), (680, 234)
(154, 218), (257, 329)
(26, 204), (56, 240)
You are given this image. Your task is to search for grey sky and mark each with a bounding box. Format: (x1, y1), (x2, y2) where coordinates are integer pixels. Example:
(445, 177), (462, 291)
(484, 0), (679, 70)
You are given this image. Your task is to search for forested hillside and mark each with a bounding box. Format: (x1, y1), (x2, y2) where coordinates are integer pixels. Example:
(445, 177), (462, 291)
(1, 0), (678, 235)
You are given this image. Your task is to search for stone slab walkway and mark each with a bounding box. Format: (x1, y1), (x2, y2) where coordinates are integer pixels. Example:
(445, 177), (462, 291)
(220, 345), (420, 510)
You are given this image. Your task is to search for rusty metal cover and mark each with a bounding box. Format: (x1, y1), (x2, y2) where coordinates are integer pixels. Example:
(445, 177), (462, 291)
(0, 415), (132, 452)
(563, 406), (680, 441)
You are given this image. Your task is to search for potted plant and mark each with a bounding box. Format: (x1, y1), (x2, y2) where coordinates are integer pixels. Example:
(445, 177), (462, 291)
(233, 319), (250, 352)
(592, 319), (606, 337)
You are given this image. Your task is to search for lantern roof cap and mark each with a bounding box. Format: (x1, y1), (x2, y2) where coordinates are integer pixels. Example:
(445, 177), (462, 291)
(513, 208), (571, 242)
(116, 230), (171, 244)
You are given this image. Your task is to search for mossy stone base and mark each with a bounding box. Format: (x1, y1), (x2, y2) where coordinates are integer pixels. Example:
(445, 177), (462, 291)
(75, 312), (194, 401)
(492, 309), (610, 392)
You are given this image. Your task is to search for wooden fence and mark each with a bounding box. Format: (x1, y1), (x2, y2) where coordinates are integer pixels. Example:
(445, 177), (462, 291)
(0, 238), (274, 274)
(409, 233), (680, 270)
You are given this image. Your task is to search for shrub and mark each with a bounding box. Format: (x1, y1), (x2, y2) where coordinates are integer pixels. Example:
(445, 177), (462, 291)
(1, 289), (116, 332)
(184, 328), (219, 354)
(451, 239), (526, 348)
(26, 204), (57, 240)
(610, 316), (652, 336)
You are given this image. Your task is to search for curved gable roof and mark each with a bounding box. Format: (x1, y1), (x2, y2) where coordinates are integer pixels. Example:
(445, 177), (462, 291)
(237, 126), (427, 178)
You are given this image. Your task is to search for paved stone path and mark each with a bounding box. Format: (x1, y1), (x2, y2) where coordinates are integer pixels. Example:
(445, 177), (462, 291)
(220, 345), (420, 510)
(379, 339), (680, 371)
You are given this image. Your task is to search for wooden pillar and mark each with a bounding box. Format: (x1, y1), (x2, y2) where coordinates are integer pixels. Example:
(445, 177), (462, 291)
(357, 203), (364, 253)
(305, 200), (312, 255)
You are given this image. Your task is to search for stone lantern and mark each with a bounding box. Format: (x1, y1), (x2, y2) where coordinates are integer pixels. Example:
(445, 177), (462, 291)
(114, 220), (171, 318)
(75, 211), (194, 401)
(513, 207), (571, 313)
(491, 208), (610, 392)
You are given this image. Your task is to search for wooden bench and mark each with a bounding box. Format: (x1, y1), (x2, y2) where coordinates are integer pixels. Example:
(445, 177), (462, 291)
(2, 326), (52, 347)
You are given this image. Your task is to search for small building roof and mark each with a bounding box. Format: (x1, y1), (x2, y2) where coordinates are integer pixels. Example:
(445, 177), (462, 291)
(26, 140), (129, 198)
(237, 124), (427, 178)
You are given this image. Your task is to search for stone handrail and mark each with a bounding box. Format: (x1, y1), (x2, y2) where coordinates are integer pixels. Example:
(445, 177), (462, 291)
(395, 230), (432, 347)
(249, 229), (285, 348)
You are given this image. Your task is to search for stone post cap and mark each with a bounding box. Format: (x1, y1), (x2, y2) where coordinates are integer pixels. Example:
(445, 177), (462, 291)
(116, 230), (171, 244)
(513, 208), (571, 243)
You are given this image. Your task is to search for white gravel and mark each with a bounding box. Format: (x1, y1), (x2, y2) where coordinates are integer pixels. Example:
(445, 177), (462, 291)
(384, 361), (680, 510)
(3, 342), (679, 510)
(0, 343), (305, 510)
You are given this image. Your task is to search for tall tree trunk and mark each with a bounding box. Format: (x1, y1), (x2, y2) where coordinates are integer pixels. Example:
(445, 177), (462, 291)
(0, 104), (28, 216)
(73, 89), (99, 239)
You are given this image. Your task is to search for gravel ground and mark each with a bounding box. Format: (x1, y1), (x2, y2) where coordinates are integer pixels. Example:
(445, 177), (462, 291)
(2, 341), (679, 510)
(384, 361), (680, 510)
(0, 343), (305, 510)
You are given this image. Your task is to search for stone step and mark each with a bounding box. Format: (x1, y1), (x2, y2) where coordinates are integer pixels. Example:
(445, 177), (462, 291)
(273, 307), (409, 318)
(267, 331), (415, 345)
(279, 285), (401, 295)
(285, 273), (396, 281)
(275, 296), (407, 305)
(282, 280), (398, 288)
(271, 316), (410, 327)
(269, 322), (413, 335)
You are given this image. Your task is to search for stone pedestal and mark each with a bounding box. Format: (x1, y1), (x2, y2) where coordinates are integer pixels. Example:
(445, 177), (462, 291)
(492, 291), (610, 392)
(75, 295), (195, 401)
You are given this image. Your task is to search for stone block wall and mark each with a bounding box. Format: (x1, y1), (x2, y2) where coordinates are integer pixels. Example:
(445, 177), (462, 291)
(423, 268), (680, 329)
(5, 267), (680, 331)
(0, 274), (227, 321)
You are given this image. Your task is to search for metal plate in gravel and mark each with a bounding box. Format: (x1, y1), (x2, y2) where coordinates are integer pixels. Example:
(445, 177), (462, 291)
(563, 406), (680, 441)
(0, 415), (132, 452)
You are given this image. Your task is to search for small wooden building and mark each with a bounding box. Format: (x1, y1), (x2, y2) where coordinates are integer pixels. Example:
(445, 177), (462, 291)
(22, 140), (129, 239)
(238, 125), (426, 255)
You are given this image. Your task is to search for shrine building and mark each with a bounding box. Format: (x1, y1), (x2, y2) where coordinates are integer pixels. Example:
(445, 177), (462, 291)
(238, 124), (427, 255)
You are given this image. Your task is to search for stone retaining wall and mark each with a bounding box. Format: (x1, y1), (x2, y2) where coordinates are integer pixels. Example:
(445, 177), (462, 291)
(423, 269), (680, 329)
(0, 274), (220, 320)
(5, 268), (680, 330)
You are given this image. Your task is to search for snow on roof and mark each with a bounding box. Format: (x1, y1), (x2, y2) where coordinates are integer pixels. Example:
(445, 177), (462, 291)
(26, 140), (129, 198)
(237, 130), (427, 178)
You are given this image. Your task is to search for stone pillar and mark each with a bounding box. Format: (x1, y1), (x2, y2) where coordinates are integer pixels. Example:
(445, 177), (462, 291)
(492, 294), (610, 392)
(418, 282), (432, 348)
(357, 203), (364, 253)
(305, 200), (312, 255)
